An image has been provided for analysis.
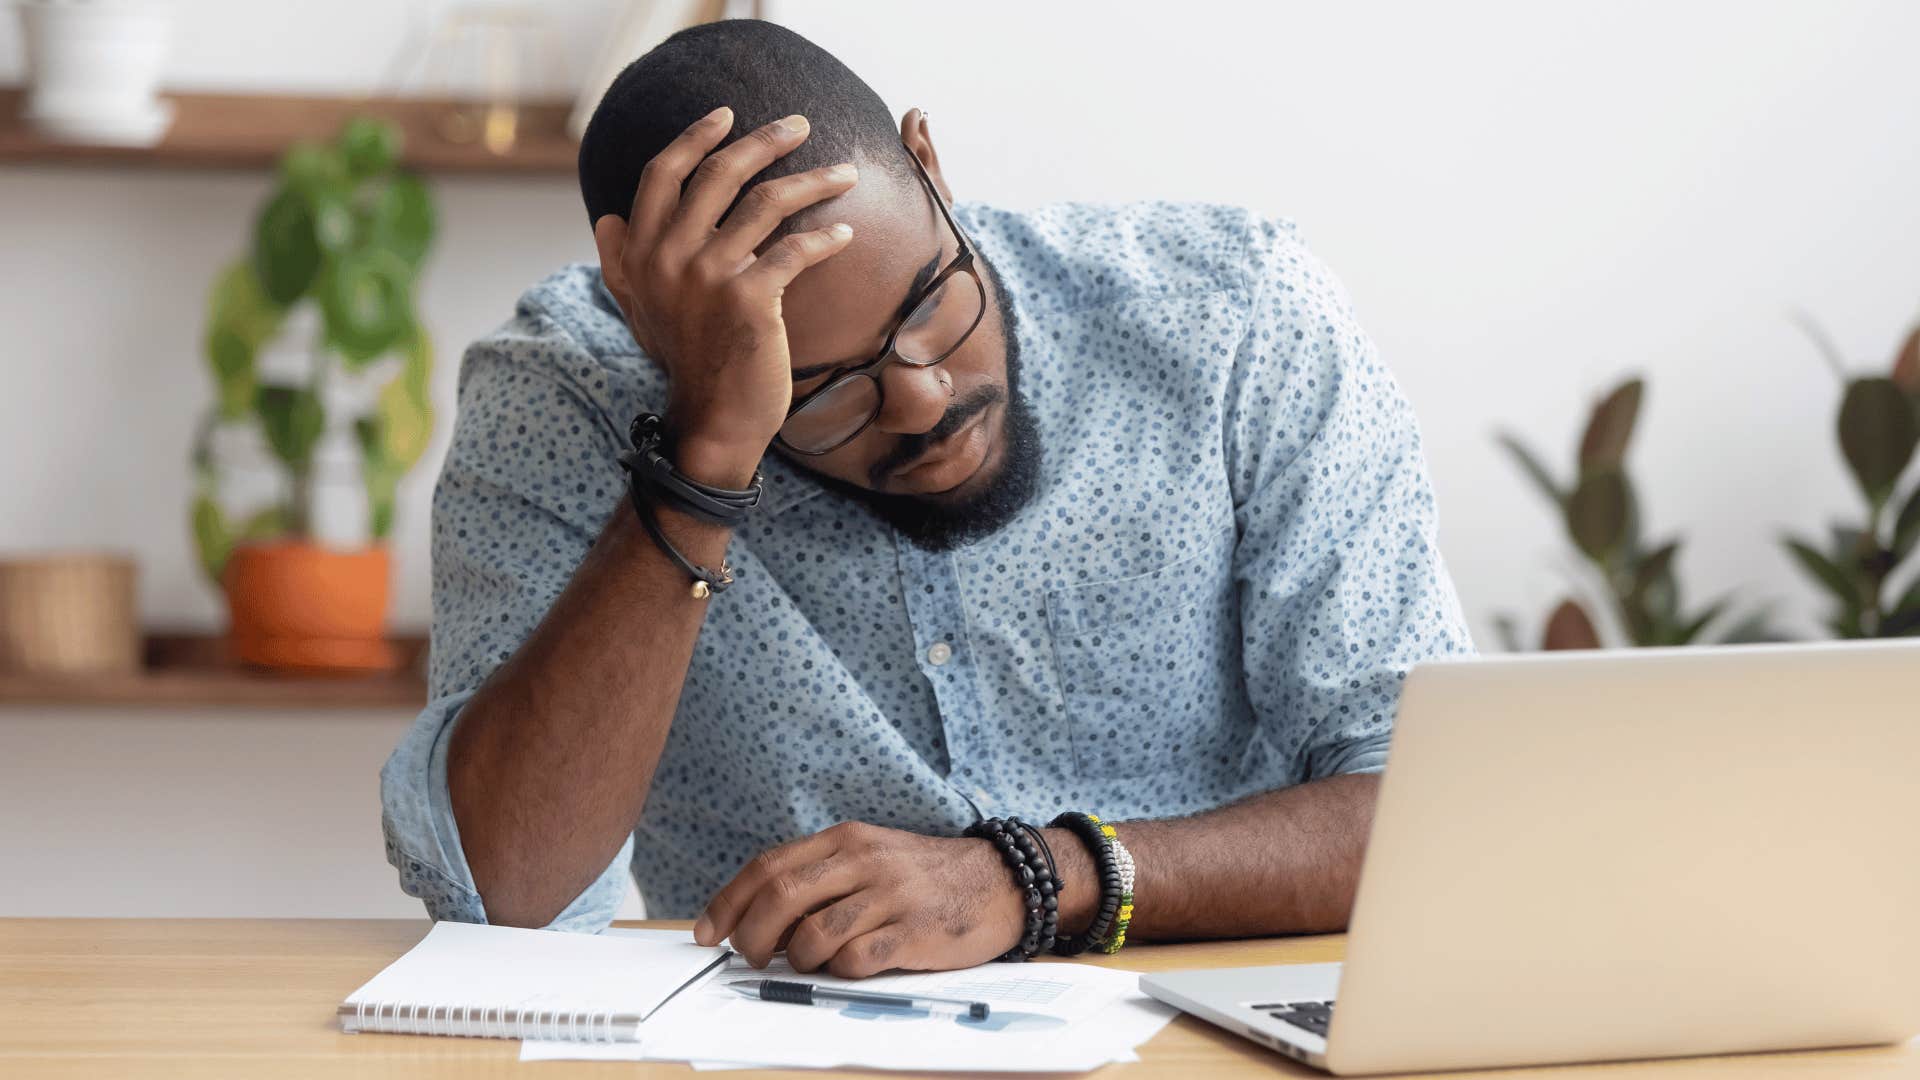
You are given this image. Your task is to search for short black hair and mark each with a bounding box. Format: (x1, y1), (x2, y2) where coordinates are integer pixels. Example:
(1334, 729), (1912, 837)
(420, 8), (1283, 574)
(578, 19), (915, 231)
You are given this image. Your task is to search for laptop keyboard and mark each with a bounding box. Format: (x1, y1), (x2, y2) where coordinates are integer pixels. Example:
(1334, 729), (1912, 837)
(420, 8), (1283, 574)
(1249, 1000), (1335, 1037)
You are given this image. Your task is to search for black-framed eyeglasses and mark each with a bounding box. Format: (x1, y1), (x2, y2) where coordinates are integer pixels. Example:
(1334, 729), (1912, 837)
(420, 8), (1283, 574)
(774, 144), (986, 456)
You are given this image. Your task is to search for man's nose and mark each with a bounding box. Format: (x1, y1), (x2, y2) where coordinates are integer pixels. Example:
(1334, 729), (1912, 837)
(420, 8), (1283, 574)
(869, 362), (951, 436)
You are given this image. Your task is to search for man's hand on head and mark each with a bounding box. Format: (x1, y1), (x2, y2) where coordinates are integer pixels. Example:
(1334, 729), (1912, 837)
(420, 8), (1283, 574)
(589, 105), (860, 489)
(693, 821), (1027, 978)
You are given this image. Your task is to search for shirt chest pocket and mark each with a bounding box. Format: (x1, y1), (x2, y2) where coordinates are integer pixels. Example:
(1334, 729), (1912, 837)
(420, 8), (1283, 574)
(1044, 521), (1245, 779)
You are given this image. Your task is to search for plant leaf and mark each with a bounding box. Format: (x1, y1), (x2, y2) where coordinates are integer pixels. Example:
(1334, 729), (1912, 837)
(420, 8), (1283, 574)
(191, 494), (232, 585)
(339, 116), (402, 178)
(1892, 324), (1920, 397)
(1630, 541), (1678, 603)
(253, 188), (323, 304)
(374, 324), (435, 469)
(1542, 599), (1601, 650)
(1887, 577), (1920, 630)
(311, 189), (356, 254)
(1578, 378), (1643, 474)
(1790, 309), (1851, 382)
(1829, 524), (1868, 568)
(354, 417), (403, 541)
(1837, 377), (1919, 507)
(1893, 483), (1920, 563)
(1617, 472), (1648, 562)
(279, 139), (349, 199)
(1784, 536), (1860, 614)
(367, 173), (434, 269)
(255, 384), (326, 468)
(203, 260), (284, 419)
(236, 505), (289, 542)
(1495, 432), (1564, 508)
(206, 258), (284, 344)
(1881, 572), (1920, 636)
(205, 326), (257, 421)
(321, 248), (414, 365)
(1566, 468), (1630, 562)
(1717, 608), (1787, 644)
(1672, 597), (1729, 646)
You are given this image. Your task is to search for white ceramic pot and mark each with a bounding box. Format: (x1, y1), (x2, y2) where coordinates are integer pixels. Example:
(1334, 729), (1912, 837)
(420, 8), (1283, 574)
(17, 0), (174, 145)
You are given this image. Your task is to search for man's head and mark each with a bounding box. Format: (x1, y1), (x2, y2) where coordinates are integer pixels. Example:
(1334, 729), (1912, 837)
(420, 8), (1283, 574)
(578, 19), (1041, 551)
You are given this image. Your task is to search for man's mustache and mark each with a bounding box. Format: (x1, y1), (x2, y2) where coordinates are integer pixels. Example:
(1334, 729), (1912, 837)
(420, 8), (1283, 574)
(869, 386), (1003, 486)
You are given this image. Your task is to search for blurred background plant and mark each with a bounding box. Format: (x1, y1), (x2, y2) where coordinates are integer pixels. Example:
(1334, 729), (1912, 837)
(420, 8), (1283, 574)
(1494, 377), (1779, 651)
(1781, 316), (1920, 638)
(191, 116), (436, 583)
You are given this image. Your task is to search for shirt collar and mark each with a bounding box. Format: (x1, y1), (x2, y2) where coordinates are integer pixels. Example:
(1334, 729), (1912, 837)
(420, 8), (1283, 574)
(755, 451), (830, 518)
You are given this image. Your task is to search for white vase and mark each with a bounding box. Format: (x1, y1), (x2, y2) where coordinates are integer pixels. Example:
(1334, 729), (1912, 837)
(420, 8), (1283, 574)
(18, 0), (175, 145)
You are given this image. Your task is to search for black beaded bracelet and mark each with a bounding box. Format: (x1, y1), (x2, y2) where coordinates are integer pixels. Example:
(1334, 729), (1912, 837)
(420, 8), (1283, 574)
(963, 816), (1060, 962)
(1048, 811), (1121, 957)
(1010, 818), (1062, 955)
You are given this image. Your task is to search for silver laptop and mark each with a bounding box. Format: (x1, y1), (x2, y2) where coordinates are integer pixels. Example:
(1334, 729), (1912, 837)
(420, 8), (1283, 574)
(1142, 639), (1920, 1075)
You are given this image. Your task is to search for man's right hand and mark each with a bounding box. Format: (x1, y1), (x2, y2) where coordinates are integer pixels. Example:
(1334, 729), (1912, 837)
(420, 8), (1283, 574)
(591, 106), (860, 487)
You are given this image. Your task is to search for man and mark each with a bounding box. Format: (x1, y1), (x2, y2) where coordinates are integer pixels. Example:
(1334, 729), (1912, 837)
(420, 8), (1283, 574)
(382, 18), (1474, 978)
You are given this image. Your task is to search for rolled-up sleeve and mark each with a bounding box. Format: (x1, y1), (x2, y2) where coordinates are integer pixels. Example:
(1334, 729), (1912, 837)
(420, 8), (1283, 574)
(379, 313), (636, 932)
(1224, 218), (1475, 783)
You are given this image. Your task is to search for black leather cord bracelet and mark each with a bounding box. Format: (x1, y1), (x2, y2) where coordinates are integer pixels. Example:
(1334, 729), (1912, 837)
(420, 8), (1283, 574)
(621, 413), (762, 527)
(627, 483), (735, 599)
(618, 413), (760, 599)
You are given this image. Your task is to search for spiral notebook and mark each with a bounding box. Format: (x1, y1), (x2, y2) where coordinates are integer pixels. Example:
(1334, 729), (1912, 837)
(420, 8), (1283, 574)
(338, 921), (730, 1043)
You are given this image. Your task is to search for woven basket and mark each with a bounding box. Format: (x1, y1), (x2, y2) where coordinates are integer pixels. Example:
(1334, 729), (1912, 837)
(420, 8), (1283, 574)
(0, 553), (140, 675)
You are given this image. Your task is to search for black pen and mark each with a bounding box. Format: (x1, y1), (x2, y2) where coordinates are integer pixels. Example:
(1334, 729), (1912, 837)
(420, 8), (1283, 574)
(726, 978), (990, 1020)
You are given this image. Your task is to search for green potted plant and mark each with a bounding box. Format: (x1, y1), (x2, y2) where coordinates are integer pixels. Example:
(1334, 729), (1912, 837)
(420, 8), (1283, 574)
(191, 117), (436, 672)
(1494, 377), (1777, 650)
(1781, 317), (1920, 638)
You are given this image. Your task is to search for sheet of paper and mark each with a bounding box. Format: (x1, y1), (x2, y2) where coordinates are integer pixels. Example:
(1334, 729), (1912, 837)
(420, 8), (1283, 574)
(521, 952), (1178, 1071)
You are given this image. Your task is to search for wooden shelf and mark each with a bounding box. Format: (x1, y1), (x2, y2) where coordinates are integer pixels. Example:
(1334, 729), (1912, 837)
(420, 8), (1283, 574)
(0, 632), (427, 710)
(0, 88), (577, 175)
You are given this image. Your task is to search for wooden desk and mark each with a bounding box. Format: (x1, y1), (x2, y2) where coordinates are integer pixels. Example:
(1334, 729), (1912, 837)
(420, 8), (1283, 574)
(2, 919), (1912, 1078)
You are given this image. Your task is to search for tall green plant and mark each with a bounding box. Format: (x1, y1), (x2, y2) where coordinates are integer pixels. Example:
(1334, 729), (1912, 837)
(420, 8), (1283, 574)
(192, 118), (436, 583)
(1782, 318), (1920, 637)
(1495, 377), (1775, 650)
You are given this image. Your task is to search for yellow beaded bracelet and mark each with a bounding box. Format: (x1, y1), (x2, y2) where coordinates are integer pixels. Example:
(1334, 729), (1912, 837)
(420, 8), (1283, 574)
(1097, 821), (1136, 954)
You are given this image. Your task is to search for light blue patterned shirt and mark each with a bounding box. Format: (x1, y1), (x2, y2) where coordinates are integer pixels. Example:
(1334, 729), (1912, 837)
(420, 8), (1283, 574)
(380, 200), (1475, 928)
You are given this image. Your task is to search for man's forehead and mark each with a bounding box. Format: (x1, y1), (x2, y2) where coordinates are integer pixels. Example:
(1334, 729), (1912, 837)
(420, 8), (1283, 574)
(779, 178), (944, 366)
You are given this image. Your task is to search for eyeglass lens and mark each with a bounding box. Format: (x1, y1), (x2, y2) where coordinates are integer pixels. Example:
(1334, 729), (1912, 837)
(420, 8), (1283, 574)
(780, 269), (985, 454)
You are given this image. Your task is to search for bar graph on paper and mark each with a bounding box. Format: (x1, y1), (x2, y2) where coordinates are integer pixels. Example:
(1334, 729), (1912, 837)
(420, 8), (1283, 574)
(939, 975), (1072, 1005)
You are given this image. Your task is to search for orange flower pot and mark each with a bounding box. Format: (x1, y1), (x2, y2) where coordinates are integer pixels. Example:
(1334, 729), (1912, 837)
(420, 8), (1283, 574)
(223, 540), (398, 674)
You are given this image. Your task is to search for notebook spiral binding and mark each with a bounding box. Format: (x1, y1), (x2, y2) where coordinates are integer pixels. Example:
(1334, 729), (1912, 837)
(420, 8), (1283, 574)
(341, 999), (642, 1042)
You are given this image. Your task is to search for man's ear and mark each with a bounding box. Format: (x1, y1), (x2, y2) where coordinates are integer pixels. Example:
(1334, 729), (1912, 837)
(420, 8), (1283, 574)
(900, 108), (954, 205)
(592, 214), (630, 297)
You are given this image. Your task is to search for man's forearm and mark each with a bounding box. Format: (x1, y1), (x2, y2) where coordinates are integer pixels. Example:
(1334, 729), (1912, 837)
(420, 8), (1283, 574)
(447, 500), (735, 928)
(1044, 773), (1379, 942)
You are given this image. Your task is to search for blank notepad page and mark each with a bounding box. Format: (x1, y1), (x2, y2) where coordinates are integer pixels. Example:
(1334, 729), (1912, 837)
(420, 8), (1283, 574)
(339, 922), (729, 1042)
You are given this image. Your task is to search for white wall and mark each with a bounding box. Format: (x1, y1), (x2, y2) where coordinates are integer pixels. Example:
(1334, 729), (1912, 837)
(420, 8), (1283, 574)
(2, 1), (1916, 916)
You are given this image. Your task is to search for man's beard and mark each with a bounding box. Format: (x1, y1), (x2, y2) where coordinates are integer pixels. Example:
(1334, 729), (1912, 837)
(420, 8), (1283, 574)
(806, 251), (1044, 552)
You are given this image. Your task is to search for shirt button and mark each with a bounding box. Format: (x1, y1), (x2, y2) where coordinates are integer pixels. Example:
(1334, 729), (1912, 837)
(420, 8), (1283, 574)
(927, 641), (953, 665)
